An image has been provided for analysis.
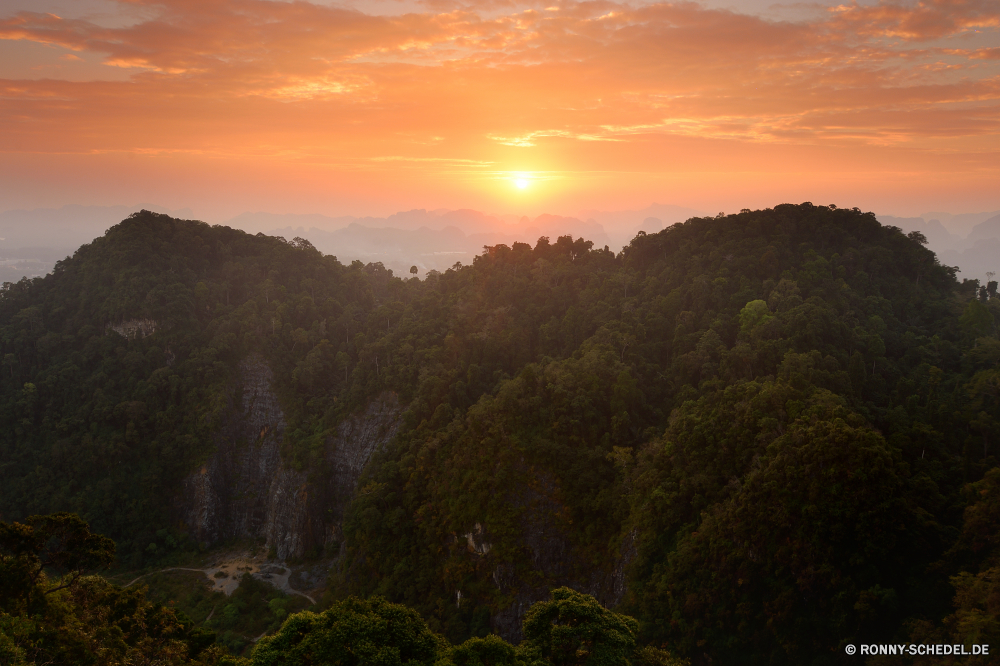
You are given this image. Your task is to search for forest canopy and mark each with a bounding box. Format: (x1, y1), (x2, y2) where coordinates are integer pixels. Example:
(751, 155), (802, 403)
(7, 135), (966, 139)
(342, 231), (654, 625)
(1, 204), (999, 664)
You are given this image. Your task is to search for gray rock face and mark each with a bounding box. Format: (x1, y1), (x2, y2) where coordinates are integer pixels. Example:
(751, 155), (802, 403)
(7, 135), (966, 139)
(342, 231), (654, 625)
(488, 470), (636, 642)
(180, 354), (402, 560)
(179, 355), (629, 635)
(323, 393), (404, 546)
(107, 318), (158, 339)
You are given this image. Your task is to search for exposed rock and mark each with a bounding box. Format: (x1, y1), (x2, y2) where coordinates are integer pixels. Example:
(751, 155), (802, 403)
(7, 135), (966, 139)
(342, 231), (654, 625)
(461, 523), (491, 556)
(487, 469), (637, 642)
(322, 392), (405, 549)
(107, 318), (158, 339)
(180, 355), (285, 549)
(179, 354), (402, 560)
(263, 467), (312, 561)
(178, 355), (629, 631)
(609, 529), (637, 606)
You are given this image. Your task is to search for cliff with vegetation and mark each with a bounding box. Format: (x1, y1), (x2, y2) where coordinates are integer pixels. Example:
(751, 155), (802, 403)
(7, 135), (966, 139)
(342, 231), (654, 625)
(180, 354), (402, 560)
(1, 205), (999, 663)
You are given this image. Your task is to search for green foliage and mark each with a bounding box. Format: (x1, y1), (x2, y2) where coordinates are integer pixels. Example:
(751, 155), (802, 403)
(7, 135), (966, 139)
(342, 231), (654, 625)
(0, 212), (406, 564)
(448, 634), (521, 666)
(246, 588), (672, 666)
(135, 570), (310, 657)
(942, 468), (1000, 649)
(0, 521), (668, 666)
(0, 514), (221, 665)
(336, 204), (993, 661)
(630, 646), (687, 666)
(521, 588), (638, 666)
(637, 392), (912, 661)
(212, 575), (311, 655)
(3, 204), (1000, 663)
(250, 596), (444, 666)
(142, 570), (223, 624)
(0, 512), (115, 613)
(961, 300), (995, 342)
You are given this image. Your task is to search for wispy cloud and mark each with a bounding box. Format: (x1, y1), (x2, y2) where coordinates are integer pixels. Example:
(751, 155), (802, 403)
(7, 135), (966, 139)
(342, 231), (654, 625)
(0, 0), (997, 213)
(828, 0), (1000, 41)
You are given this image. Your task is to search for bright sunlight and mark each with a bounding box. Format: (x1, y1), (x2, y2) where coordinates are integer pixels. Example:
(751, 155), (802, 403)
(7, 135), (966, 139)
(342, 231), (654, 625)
(512, 173), (532, 190)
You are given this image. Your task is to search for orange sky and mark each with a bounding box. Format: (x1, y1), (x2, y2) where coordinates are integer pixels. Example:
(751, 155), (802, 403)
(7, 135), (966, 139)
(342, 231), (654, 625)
(1, 0), (998, 220)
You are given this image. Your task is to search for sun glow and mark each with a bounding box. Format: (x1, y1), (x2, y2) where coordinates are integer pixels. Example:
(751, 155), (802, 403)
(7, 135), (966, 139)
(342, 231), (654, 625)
(0, 0), (996, 216)
(512, 173), (533, 190)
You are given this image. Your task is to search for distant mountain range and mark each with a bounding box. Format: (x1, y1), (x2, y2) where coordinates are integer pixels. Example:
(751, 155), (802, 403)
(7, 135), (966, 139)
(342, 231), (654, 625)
(876, 210), (1000, 282)
(246, 209), (614, 276)
(249, 204), (704, 277)
(1, 202), (996, 282)
(0, 203), (703, 281)
(0, 204), (194, 282)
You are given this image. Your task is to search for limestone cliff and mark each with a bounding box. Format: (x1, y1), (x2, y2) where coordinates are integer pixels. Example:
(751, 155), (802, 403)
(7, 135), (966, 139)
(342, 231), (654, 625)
(486, 470), (636, 641)
(180, 355), (402, 559)
(179, 355), (627, 637)
(106, 318), (158, 339)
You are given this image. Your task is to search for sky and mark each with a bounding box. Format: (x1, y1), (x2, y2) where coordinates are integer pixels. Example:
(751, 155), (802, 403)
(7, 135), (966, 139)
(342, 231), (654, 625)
(0, 0), (998, 222)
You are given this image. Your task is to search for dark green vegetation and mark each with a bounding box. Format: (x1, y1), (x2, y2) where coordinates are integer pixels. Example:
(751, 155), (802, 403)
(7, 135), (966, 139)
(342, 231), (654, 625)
(0, 513), (225, 665)
(250, 594), (442, 666)
(2, 204), (1000, 663)
(0, 515), (678, 666)
(248, 586), (683, 666)
(138, 570), (310, 656)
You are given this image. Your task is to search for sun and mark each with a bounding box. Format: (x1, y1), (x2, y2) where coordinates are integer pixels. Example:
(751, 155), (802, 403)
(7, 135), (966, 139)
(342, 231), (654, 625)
(511, 172), (533, 190)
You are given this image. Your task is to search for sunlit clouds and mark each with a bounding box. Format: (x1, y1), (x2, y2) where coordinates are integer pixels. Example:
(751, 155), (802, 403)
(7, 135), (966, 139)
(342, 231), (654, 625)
(0, 0), (998, 217)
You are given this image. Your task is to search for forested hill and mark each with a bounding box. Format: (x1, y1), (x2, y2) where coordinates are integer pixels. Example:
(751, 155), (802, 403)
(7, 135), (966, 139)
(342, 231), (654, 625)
(2, 204), (999, 664)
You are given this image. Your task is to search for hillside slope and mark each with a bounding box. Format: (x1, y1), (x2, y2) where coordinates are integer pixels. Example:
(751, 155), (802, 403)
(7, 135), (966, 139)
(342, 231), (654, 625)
(1, 205), (998, 663)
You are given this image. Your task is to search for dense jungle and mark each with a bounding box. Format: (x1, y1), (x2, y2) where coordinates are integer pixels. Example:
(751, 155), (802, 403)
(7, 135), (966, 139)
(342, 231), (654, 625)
(2, 204), (999, 665)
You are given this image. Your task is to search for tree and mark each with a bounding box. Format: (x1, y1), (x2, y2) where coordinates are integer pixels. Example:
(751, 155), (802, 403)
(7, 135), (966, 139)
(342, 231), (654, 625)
(249, 596), (444, 666)
(521, 588), (638, 666)
(961, 300), (994, 341)
(653, 410), (911, 663)
(447, 634), (519, 666)
(738, 299), (771, 339)
(0, 513), (223, 665)
(2, 205), (992, 661)
(0, 512), (115, 612)
(410, 266), (419, 277)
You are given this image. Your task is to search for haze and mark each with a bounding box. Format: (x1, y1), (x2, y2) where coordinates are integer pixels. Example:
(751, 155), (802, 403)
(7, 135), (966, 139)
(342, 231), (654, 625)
(0, 0), (998, 223)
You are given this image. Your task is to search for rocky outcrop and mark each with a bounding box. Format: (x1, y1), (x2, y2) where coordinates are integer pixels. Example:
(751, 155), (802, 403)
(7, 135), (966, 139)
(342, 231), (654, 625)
(178, 355), (628, 633)
(107, 318), (158, 339)
(462, 523), (491, 556)
(322, 394), (405, 548)
(487, 470), (637, 642)
(180, 354), (402, 560)
(180, 355), (287, 550)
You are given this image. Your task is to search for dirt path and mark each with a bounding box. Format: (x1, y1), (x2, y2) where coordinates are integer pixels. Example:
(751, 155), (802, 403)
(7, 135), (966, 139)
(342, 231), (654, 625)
(123, 567), (206, 588)
(123, 556), (317, 604)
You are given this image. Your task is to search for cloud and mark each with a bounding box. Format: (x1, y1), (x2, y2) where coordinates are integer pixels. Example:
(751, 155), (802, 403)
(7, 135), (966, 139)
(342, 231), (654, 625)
(0, 0), (997, 210)
(968, 47), (1000, 60)
(828, 0), (1000, 41)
